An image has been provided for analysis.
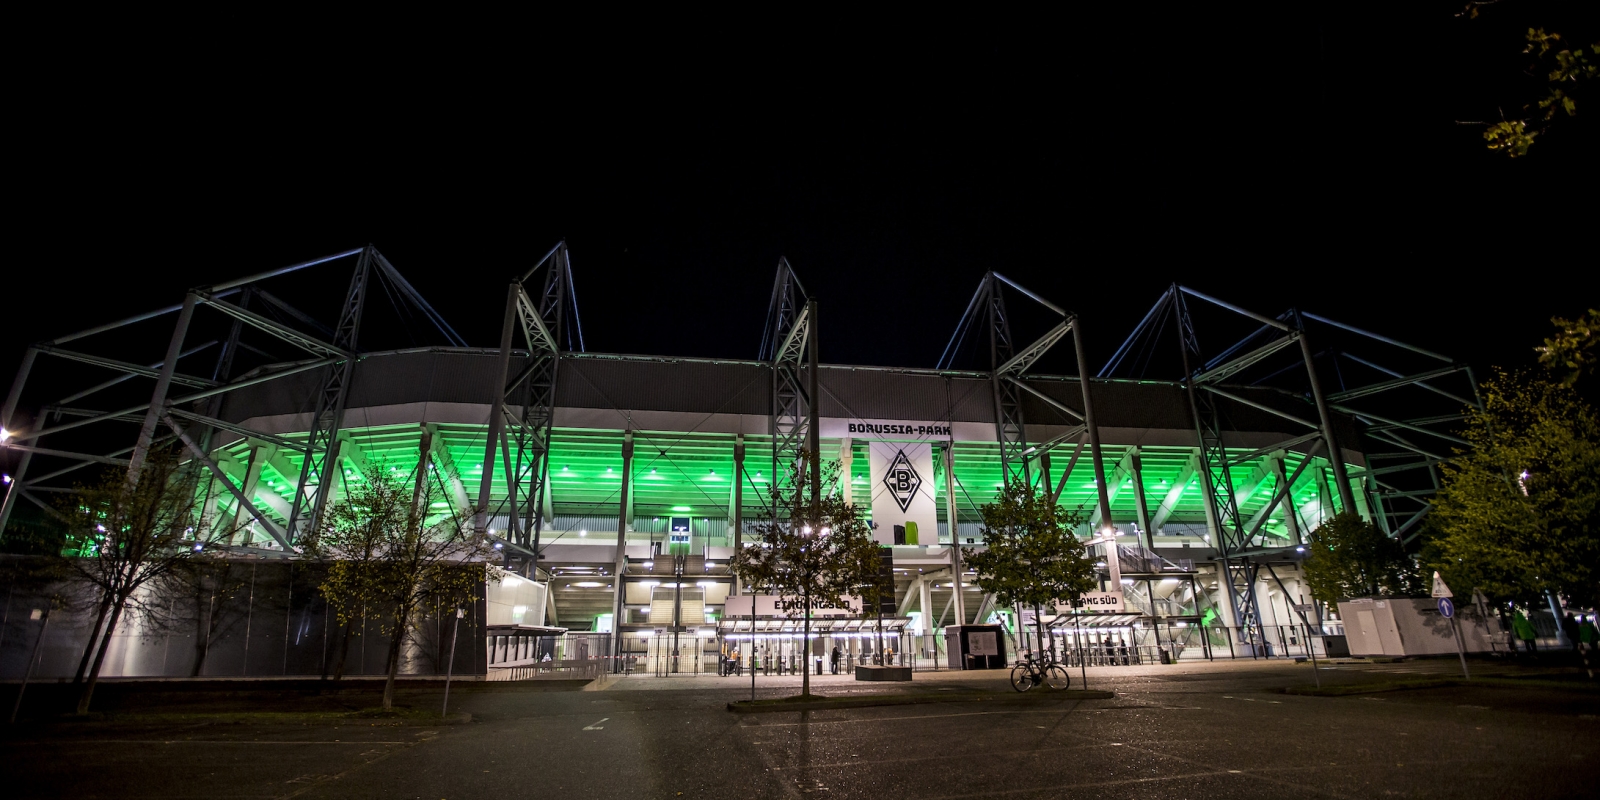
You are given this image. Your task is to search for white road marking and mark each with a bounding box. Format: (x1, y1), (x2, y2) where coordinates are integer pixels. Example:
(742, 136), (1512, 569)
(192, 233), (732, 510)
(583, 718), (609, 730)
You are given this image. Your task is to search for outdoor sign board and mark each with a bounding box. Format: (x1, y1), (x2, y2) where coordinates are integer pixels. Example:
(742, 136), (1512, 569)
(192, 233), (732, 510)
(968, 630), (999, 656)
(724, 595), (863, 619)
(867, 441), (939, 546)
(819, 417), (993, 443)
(1431, 570), (1453, 599)
(1058, 591), (1126, 614)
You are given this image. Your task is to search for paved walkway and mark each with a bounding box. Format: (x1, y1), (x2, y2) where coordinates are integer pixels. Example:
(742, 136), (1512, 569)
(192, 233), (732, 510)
(594, 654), (1563, 692)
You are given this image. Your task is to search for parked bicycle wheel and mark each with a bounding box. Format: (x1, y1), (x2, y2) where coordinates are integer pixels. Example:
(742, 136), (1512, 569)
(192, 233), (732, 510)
(1043, 664), (1071, 690)
(1010, 664), (1037, 692)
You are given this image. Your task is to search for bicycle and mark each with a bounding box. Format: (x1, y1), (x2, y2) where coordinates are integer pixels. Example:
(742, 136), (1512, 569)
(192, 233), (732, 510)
(1010, 651), (1071, 692)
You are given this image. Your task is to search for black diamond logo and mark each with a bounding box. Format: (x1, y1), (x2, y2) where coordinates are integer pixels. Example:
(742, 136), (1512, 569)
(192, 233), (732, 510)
(882, 449), (922, 513)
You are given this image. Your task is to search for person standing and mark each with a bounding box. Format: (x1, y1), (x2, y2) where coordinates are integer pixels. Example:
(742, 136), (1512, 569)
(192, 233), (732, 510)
(1513, 609), (1539, 655)
(1560, 613), (1582, 657)
(831, 645), (842, 674)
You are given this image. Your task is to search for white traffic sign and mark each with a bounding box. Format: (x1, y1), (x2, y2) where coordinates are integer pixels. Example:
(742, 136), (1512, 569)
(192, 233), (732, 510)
(1431, 571), (1453, 599)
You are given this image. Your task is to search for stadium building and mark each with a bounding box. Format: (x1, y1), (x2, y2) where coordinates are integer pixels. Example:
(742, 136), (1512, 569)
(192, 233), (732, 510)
(0, 245), (1474, 679)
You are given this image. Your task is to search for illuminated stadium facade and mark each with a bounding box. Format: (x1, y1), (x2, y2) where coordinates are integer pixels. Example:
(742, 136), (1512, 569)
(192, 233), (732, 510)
(0, 245), (1477, 676)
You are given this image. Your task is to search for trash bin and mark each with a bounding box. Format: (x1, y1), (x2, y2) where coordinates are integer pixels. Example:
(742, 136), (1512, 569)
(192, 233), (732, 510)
(1159, 648), (1172, 665)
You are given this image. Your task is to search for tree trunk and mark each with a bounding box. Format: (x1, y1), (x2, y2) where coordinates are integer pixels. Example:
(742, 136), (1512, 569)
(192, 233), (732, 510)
(801, 584), (811, 698)
(876, 604), (885, 666)
(77, 597), (126, 715)
(191, 582), (215, 677)
(332, 616), (356, 680)
(382, 604), (411, 710)
(1034, 603), (1046, 662)
(73, 592), (114, 684)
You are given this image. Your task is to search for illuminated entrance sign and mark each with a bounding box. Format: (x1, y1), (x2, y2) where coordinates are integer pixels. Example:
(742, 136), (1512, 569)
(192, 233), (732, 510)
(1059, 591), (1126, 614)
(725, 595), (863, 618)
(668, 517), (691, 555)
(847, 421), (951, 437)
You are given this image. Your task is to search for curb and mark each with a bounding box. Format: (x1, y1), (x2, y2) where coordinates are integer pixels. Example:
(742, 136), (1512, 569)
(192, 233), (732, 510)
(1280, 677), (1600, 697)
(727, 689), (1115, 713)
(583, 675), (623, 692)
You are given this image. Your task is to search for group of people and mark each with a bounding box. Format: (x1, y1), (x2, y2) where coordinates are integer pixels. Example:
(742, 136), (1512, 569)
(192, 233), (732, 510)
(719, 641), (901, 677)
(1512, 609), (1599, 671)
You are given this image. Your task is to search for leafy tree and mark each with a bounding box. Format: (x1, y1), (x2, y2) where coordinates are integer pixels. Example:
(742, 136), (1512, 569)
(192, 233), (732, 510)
(731, 452), (878, 698)
(54, 445), (234, 714)
(1302, 512), (1421, 607)
(136, 557), (251, 676)
(304, 449), (498, 710)
(961, 482), (1097, 661)
(1537, 308), (1598, 386)
(1460, 4), (1598, 157)
(1425, 369), (1600, 608)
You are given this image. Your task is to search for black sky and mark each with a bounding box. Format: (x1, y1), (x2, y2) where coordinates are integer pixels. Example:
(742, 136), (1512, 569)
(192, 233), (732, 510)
(6, 5), (1595, 398)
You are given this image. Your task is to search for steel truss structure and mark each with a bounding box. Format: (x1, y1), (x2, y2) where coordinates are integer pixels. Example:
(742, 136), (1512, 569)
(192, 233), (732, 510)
(1100, 285), (1479, 645)
(0, 246), (465, 553)
(0, 246), (1469, 654)
(938, 272), (1113, 525)
(759, 258), (817, 521)
(475, 242), (583, 573)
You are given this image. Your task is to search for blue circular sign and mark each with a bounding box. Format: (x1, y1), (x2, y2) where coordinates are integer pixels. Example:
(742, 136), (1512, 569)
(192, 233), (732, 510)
(1437, 597), (1455, 619)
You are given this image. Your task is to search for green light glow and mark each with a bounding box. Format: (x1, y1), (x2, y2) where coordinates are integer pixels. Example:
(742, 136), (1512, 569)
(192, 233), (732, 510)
(189, 423), (1355, 543)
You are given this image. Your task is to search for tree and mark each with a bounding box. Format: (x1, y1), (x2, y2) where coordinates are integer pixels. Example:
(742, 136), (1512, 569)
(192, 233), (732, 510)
(1537, 308), (1598, 386)
(136, 556), (251, 677)
(731, 452), (878, 698)
(55, 445), (233, 714)
(961, 482), (1097, 661)
(1425, 369), (1600, 609)
(304, 444), (498, 710)
(1301, 512), (1422, 608)
(1458, 4), (1598, 158)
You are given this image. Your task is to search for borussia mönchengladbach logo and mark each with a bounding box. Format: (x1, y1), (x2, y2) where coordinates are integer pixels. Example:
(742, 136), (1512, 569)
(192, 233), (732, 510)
(882, 449), (922, 512)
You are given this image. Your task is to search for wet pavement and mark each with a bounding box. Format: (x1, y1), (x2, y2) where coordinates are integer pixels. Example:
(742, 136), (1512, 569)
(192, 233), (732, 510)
(4, 658), (1596, 799)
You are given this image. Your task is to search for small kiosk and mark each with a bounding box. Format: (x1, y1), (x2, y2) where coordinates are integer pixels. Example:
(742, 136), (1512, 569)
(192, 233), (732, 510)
(944, 624), (1009, 670)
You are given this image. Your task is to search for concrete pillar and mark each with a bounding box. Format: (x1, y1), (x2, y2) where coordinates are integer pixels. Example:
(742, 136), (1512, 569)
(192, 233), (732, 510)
(1130, 447), (1154, 550)
(731, 435), (744, 594)
(943, 442), (966, 626)
(839, 437), (853, 504)
(611, 431), (634, 673)
(919, 575), (935, 658)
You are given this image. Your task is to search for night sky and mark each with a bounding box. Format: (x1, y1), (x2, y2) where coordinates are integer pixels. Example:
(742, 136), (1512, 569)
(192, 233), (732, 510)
(6, 5), (1595, 400)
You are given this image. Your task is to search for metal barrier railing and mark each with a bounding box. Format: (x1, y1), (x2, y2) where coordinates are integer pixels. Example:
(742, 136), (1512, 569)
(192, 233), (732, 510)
(487, 659), (607, 681)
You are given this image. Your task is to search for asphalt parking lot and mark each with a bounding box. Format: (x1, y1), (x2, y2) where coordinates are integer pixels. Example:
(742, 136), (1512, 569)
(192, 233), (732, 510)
(3, 659), (1596, 799)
